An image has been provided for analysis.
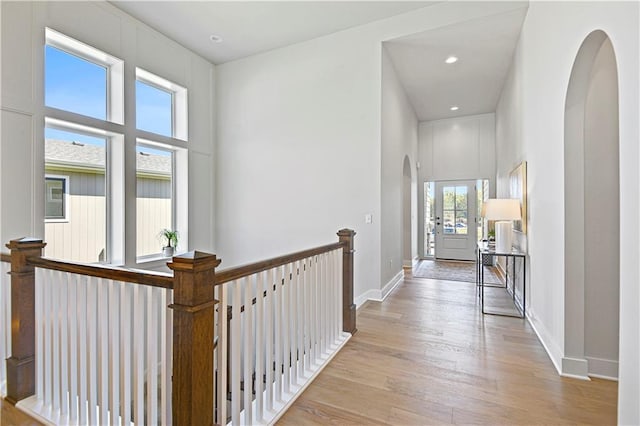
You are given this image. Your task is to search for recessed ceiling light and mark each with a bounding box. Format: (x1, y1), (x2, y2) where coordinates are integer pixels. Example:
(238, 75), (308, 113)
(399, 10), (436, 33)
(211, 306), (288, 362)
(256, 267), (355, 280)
(445, 56), (458, 64)
(209, 34), (223, 43)
(450, 106), (459, 111)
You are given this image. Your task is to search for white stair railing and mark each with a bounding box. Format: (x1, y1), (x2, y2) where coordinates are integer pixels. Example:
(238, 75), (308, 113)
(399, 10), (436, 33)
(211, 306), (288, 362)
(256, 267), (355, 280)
(3, 229), (356, 425)
(216, 247), (351, 425)
(18, 268), (173, 425)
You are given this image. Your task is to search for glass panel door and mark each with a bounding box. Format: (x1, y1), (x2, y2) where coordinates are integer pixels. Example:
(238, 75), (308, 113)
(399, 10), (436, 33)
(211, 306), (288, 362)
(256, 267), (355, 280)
(435, 180), (477, 260)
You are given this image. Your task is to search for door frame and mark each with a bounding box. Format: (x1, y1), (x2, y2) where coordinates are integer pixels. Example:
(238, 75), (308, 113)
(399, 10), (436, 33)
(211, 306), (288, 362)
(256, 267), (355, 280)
(434, 180), (477, 261)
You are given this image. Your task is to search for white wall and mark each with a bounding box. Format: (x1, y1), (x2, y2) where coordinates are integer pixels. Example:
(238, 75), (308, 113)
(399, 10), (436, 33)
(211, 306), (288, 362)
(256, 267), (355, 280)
(381, 46), (418, 290)
(417, 113), (496, 257)
(495, 2), (639, 423)
(215, 2), (527, 301)
(0, 1), (216, 259)
(583, 37), (619, 378)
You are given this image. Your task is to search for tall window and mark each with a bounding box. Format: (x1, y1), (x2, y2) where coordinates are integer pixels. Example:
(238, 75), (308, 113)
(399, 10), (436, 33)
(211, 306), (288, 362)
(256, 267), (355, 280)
(135, 69), (187, 261)
(44, 28), (188, 266)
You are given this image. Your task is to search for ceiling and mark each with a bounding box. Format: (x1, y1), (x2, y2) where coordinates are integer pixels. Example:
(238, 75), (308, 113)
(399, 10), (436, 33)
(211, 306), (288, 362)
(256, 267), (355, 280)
(384, 8), (528, 121)
(110, 1), (527, 122)
(110, 1), (433, 64)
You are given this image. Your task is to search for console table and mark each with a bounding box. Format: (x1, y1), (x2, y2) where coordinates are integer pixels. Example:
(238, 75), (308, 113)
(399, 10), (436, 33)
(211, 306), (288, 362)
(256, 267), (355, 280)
(476, 243), (527, 318)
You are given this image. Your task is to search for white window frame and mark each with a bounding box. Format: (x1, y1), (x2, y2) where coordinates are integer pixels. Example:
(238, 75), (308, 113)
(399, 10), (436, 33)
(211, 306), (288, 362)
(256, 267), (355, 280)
(44, 174), (70, 223)
(44, 28), (189, 268)
(135, 139), (188, 263)
(136, 68), (188, 141)
(46, 28), (124, 124)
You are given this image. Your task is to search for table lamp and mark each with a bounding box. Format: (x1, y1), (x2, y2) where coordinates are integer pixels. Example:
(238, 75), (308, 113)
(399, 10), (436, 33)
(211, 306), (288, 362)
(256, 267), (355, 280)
(481, 199), (522, 253)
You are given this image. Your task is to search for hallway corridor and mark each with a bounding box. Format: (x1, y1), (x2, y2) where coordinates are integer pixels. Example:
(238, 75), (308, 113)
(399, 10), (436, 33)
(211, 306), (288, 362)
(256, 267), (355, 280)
(279, 276), (617, 424)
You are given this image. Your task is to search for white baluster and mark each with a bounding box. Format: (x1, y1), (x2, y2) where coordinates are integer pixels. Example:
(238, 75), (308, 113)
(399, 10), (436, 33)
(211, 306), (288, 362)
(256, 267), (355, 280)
(59, 271), (69, 417)
(255, 272), (265, 422)
(107, 281), (120, 425)
(68, 274), (79, 423)
(98, 279), (109, 425)
(147, 287), (159, 426)
(265, 269), (274, 412)
(282, 263), (290, 395)
(120, 283), (132, 426)
(87, 277), (98, 425)
(132, 285), (144, 424)
(78, 275), (88, 425)
(298, 259), (306, 377)
(310, 257), (318, 366)
(291, 261), (299, 387)
(44, 269), (53, 409)
(231, 280), (242, 424)
(216, 283), (228, 425)
(303, 259), (311, 373)
(274, 266), (284, 401)
(243, 276), (253, 424)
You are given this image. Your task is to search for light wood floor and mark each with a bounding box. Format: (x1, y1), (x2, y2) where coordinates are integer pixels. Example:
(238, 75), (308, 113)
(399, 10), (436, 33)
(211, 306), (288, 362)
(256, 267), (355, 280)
(1, 276), (617, 425)
(278, 275), (618, 425)
(0, 398), (42, 426)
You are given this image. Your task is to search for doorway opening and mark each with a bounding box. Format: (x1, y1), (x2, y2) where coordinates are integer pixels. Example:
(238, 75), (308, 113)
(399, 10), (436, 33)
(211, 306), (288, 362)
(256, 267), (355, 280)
(423, 179), (489, 261)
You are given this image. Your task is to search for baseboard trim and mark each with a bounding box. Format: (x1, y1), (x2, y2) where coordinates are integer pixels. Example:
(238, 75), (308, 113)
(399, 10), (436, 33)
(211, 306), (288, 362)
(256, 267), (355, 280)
(525, 308), (563, 376)
(586, 356), (618, 380)
(381, 270), (403, 300)
(561, 357), (590, 380)
(355, 289), (379, 309)
(354, 270), (403, 308)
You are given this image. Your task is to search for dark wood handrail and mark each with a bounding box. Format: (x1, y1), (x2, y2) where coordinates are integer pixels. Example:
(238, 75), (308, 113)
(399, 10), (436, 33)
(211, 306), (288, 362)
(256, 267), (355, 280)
(25, 256), (174, 289)
(215, 241), (345, 285)
(1, 252), (10, 263)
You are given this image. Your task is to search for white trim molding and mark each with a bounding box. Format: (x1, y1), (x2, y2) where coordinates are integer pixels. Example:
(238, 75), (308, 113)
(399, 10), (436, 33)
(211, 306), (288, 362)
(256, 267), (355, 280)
(586, 356), (619, 381)
(354, 270), (404, 308)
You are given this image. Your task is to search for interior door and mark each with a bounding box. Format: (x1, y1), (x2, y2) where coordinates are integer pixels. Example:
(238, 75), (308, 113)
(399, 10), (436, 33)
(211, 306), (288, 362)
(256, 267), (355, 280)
(435, 180), (477, 260)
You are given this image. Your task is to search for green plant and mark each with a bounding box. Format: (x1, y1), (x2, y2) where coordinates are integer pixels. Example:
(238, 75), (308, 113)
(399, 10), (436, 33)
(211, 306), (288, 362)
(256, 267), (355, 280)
(160, 228), (178, 248)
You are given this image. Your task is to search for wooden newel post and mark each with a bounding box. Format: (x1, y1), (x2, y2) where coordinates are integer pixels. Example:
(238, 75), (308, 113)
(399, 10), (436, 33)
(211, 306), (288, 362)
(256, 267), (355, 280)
(168, 251), (221, 426)
(5, 237), (46, 404)
(337, 229), (357, 334)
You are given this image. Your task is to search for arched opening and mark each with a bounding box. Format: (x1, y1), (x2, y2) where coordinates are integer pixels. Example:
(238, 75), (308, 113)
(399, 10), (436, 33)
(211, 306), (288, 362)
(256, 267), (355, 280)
(564, 30), (620, 379)
(402, 156), (412, 268)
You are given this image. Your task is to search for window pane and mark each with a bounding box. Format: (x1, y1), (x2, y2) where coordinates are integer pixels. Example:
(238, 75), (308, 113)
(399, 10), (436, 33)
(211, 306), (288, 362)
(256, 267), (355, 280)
(137, 145), (173, 258)
(443, 187), (455, 210)
(136, 80), (173, 137)
(455, 211), (468, 234)
(44, 128), (106, 263)
(45, 178), (65, 218)
(455, 186), (468, 210)
(443, 210), (455, 234)
(424, 182), (435, 257)
(45, 45), (107, 120)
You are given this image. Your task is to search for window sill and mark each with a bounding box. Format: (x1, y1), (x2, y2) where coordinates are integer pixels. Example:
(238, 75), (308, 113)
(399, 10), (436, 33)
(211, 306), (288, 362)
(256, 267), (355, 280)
(135, 252), (184, 272)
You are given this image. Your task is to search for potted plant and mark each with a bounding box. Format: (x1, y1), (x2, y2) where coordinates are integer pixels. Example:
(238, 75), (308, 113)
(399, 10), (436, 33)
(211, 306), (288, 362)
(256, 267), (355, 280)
(160, 228), (178, 257)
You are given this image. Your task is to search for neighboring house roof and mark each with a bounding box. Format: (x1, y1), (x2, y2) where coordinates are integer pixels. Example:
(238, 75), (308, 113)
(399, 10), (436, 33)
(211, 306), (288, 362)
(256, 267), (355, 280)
(45, 139), (171, 176)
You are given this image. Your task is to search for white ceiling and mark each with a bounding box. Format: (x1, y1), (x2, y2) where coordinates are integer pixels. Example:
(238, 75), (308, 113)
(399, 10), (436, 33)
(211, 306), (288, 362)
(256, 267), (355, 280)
(110, 1), (433, 64)
(110, 1), (527, 123)
(384, 8), (528, 121)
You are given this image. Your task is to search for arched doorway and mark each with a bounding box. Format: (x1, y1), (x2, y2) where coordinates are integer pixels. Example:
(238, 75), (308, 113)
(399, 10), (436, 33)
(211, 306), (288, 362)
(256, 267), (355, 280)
(402, 156), (412, 268)
(564, 31), (620, 379)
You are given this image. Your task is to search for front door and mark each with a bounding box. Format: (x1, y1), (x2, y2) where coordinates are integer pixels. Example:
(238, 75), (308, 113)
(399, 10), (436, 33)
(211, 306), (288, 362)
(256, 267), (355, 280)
(435, 180), (477, 260)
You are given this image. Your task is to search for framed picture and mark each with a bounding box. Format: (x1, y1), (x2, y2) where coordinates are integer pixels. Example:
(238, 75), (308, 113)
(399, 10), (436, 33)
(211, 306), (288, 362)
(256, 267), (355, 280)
(509, 161), (527, 234)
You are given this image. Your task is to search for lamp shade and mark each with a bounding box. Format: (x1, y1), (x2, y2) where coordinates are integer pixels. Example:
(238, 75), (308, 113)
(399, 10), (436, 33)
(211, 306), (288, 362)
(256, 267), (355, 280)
(481, 198), (522, 221)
